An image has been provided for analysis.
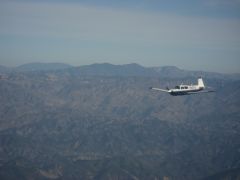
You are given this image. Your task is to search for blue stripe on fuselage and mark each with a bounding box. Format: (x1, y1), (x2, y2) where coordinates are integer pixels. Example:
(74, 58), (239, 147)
(170, 88), (203, 96)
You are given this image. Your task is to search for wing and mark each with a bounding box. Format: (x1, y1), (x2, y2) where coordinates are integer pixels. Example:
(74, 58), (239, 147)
(149, 87), (169, 93)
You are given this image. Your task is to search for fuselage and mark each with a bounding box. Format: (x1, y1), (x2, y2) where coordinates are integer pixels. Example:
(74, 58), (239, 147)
(168, 84), (204, 96)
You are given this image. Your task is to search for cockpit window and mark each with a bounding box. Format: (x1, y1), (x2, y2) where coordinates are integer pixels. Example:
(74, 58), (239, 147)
(179, 86), (188, 89)
(175, 86), (180, 89)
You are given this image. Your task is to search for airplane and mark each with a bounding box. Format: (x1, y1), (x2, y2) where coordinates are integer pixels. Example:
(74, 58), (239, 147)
(150, 77), (215, 96)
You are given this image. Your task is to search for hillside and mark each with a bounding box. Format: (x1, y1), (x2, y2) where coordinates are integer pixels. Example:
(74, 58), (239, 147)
(0, 63), (239, 180)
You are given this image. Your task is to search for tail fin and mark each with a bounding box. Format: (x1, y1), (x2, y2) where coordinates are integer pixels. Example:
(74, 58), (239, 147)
(198, 77), (205, 89)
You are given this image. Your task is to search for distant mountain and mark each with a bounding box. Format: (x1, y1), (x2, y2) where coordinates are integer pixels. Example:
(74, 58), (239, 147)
(16, 62), (72, 72)
(73, 63), (157, 77)
(152, 66), (187, 78)
(63, 63), (240, 80)
(1, 62), (239, 80)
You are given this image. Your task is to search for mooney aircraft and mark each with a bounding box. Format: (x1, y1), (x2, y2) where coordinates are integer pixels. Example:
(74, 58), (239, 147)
(150, 77), (215, 96)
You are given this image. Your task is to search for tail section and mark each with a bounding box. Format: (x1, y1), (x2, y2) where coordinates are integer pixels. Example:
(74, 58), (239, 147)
(197, 77), (205, 89)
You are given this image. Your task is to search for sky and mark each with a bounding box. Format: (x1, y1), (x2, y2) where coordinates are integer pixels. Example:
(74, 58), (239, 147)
(0, 0), (240, 73)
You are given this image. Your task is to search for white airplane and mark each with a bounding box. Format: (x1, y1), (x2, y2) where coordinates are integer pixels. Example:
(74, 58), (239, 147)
(150, 77), (215, 96)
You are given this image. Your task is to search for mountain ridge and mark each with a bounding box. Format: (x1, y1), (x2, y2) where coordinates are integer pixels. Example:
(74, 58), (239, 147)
(1, 62), (239, 80)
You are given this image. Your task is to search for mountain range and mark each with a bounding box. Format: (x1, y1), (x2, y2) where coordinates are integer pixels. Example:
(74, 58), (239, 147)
(1, 62), (239, 80)
(0, 63), (239, 180)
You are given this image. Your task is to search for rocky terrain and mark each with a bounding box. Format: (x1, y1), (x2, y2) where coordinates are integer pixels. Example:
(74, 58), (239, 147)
(0, 63), (239, 180)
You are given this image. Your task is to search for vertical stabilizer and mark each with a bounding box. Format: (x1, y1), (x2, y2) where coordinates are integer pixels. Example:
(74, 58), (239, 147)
(198, 77), (205, 88)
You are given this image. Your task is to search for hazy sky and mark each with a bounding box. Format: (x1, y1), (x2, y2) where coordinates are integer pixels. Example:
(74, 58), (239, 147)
(0, 0), (240, 73)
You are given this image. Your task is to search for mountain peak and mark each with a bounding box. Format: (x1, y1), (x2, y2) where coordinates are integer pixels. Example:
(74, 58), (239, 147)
(74, 63), (154, 76)
(16, 62), (72, 71)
